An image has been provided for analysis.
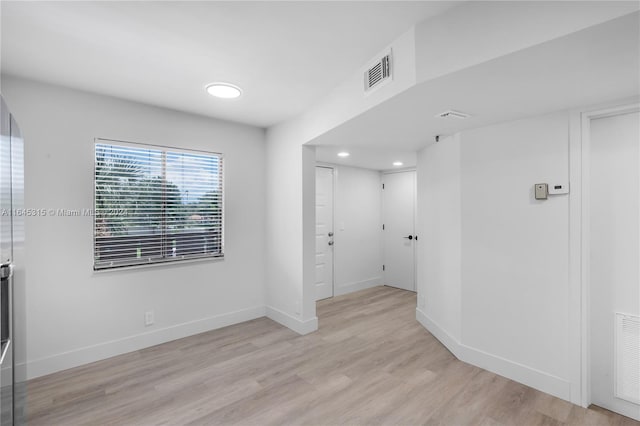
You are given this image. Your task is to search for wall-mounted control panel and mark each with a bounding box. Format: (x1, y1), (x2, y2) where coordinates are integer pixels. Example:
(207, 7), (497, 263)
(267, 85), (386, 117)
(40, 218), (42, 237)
(535, 182), (569, 200)
(535, 183), (548, 200)
(548, 183), (569, 195)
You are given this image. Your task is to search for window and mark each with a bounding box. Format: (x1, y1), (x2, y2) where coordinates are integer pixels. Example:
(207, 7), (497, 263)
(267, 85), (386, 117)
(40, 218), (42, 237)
(94, 139), (223, 270)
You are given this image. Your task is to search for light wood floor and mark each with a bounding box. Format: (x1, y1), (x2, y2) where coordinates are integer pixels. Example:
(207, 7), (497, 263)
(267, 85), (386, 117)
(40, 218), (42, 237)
(28, 286), (638, 425)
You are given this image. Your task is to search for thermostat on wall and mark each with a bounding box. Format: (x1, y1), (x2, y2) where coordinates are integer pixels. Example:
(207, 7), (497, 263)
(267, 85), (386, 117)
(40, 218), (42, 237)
(548, 183), (569, 195)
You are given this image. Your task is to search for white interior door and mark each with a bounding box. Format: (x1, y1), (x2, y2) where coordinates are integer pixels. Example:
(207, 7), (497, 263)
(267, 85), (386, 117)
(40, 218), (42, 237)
(382, 171), (416, 291)
(315, 166), (334, 301)
(589, 110), (640, 421)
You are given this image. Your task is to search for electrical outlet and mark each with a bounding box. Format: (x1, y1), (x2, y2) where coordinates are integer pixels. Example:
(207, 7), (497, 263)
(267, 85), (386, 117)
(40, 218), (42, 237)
(144, 311), (154, 326)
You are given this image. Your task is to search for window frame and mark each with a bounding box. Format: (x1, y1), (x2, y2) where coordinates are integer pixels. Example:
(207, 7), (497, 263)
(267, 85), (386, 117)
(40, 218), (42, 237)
(93, 138), (224, 271)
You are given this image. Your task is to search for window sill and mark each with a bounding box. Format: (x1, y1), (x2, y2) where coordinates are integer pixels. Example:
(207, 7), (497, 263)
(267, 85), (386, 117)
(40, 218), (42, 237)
(92, 254), (224, 274)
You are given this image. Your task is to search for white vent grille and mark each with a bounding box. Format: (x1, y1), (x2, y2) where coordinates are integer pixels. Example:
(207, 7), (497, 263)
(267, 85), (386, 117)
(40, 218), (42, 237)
(616, 313), (640, 405)
(364, 51), (392, 92)
(436, 110), (471, 119)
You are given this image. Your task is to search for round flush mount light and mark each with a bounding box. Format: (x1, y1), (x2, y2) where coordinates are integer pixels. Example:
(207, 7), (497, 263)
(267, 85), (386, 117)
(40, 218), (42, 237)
(337, 152), (350, 158)
(206, 82), (242, 99)
(393, 161), (403, 166)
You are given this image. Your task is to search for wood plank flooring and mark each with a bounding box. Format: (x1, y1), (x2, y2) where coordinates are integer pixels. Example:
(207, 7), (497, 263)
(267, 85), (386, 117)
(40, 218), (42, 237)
(27, 286), (639, 425)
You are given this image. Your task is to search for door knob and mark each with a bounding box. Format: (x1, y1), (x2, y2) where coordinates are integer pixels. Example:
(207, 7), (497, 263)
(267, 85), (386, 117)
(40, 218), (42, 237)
(328, 232), (334, 237)
(328, 241), (334, 246)
(403, 235), (413, 240)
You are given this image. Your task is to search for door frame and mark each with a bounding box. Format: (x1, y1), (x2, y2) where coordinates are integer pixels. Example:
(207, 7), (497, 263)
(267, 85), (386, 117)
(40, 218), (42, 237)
(382, 168), (417, 292)
(577, 102), (640, 408)
(315, 164), (336, 299)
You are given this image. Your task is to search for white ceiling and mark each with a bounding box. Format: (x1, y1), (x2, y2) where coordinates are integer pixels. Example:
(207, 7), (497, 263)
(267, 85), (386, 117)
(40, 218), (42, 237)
(312, 11), (640, 169)
(4, 3), (636, 171)
(315, 146), (417, 171)
(0, 1), (457, 128)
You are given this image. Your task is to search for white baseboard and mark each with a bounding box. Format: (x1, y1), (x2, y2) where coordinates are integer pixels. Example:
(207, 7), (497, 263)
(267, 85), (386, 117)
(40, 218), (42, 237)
(266, 305), (318, 335)
(334, 277), (382, 297)
(25, 305), (267, 380)
(416, 307), (572, 402)
(594, 400), (640, 422)
(415, 307), (460, 354)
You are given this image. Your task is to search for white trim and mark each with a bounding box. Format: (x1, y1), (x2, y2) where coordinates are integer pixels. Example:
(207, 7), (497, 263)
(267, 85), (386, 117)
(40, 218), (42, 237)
(315, 164), (336, 300)
(24, 305), (266, 380)
(266, 305), (318, 335)
(314, 161), (338, 169)
(381, 167), (417, 175)
(579, 102), (640, 408)
(334, 278), (382, 297)
(568, 110), (583, 405)
(95, 137), (222, 156)
(416, 308), (572, 401)
(415, 308), (459, 354)
(413, 169), (417, 293)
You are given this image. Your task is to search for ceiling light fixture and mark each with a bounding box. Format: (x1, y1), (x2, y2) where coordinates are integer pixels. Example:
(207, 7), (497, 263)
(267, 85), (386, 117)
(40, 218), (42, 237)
(393, 161), (403, 166)
(337, 152), (350, 158)
(206, 82), (242, 99)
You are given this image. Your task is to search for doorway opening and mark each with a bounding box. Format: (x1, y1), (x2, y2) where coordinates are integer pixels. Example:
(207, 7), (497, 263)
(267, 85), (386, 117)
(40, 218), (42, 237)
(313, 158), (417, 304)
(581, 104), (640, 421)
(315, 166), (334, 301)
(382, 170), (416, 292)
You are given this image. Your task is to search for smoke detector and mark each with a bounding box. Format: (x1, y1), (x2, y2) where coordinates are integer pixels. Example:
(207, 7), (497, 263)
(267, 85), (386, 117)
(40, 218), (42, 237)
(436, 110), (471, 119)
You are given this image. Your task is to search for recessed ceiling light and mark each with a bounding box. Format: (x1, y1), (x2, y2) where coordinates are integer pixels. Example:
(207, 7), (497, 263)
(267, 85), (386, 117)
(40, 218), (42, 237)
(206, 82), (242, 99)
(337, 152), (350, 158)
(393, 161), (403, 166)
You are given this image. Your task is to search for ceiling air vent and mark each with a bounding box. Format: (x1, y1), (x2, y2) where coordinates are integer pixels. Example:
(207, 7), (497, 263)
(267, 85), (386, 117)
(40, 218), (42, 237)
(364, 50), (392, 92)
(436, 110), (471, 119)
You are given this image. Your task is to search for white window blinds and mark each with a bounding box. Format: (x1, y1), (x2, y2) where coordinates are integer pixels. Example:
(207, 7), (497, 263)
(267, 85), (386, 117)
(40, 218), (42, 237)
(94, 140), (223, 270)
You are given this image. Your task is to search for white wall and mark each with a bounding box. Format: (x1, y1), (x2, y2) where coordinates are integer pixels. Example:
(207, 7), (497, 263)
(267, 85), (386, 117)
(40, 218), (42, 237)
(263, 3), (640, 343)
(417, 112), (573, 401)
(264, 124), (317, 334)
(415, 1), (639, 83)
(264, 2), (639, 151)
(298, 28), (417, 144)
(267, 28), (417, 148)
(329, 164), (382, 296)
(1, 76), (267, 379)
(263, 28), (416, 332)
(416, 135), (461, 341)
(461, 113), (570, 381)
